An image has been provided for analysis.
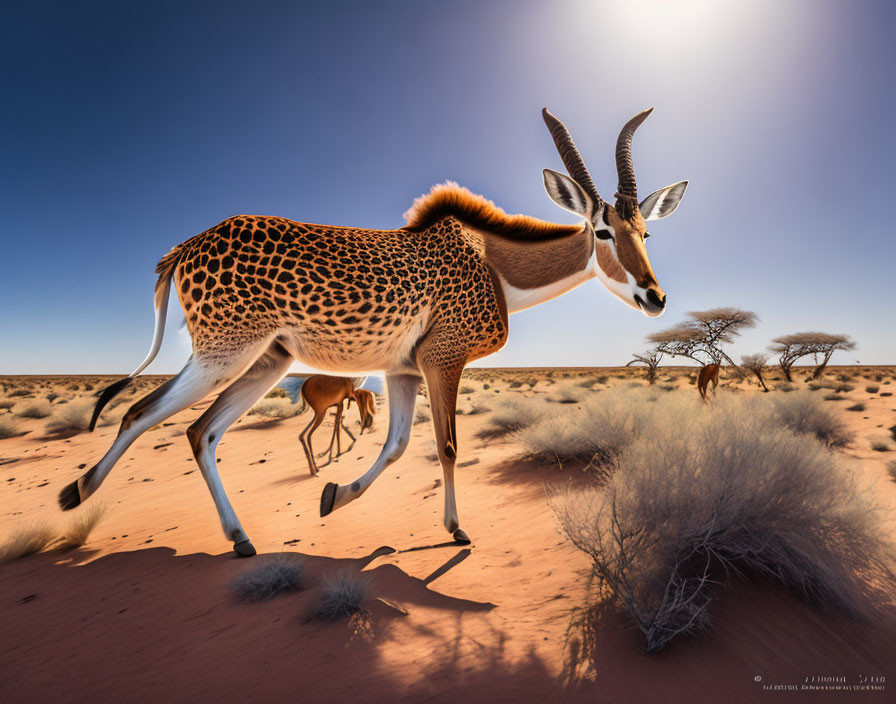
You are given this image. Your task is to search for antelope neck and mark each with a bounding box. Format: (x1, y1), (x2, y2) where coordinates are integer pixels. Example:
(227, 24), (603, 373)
(478, 224), (596, 313)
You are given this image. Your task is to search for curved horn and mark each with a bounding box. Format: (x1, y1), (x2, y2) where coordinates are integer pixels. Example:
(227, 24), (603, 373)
(542, 108), (602, 206)
(614, 107), (653, 219)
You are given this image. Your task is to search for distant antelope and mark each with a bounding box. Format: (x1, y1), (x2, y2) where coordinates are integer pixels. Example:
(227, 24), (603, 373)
(697, 364), (720, 400)
(299, 375), (375, 475)
(60, 108), (688, 556)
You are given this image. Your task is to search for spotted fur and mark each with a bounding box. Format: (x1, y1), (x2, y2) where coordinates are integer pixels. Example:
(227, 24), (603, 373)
(164, 211), (508, 368)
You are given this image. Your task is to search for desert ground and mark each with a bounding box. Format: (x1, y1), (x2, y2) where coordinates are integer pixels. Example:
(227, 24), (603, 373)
(1, 366), (895, 703)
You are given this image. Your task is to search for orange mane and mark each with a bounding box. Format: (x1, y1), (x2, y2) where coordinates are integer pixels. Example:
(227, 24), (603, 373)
(402, 182), (582, 242)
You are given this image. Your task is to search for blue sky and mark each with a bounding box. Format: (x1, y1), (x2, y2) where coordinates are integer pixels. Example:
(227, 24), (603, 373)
(1, 0), (894, 373)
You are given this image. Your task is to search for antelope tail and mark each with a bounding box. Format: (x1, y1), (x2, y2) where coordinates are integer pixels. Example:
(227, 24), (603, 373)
(88, 245), (183, 431)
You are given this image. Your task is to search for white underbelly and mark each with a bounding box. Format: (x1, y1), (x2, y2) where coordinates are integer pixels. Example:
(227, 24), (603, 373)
(277, 311), (429, 375)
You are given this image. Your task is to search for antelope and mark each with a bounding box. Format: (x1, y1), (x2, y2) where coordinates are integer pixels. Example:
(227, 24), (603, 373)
(298, 375), (376, 475)
(697, 363), (720, 400)
(59, 108), (688, 556)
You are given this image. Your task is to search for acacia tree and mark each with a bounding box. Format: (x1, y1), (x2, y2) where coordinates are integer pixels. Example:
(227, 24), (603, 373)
(741, 353), (770, 392)
(626, 348), (664, 385)
(648, 308), (758, 369)
(768, 332), (856, 382)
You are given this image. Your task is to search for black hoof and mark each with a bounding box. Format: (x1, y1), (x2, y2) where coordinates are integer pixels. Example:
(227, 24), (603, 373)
(320, 482), (337, 517)
(453, 528), (471, 545)
(58, 481), (82, 511)
(233, 539), (256, 557)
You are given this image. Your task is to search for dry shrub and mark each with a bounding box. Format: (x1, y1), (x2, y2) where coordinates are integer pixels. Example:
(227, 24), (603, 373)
(248, 398), (303, 420)
(871, 439), (892, 453)
(462, 393), (492, 416)
(0, 522), (58, 563)
(888, 461), (896, 483)
(0, 417), (20, 439)
(549, 383), (585, 405)
(846, 403), (866, 412)
(8, 389), (31, 398)
(414, 407), (431, 425)
(311, 569), (371, 620)
(46, 401), (94, 435)
(59, 503), (108, 549)
(770, 392), (853, 447)
(17, 402), (52, 419)
(515, 389), (682, 468)
(552, 398), (895, 654)
(478, 394), (549, 439)
(0, 398), (15, 412)
(866, 385), (880, 394)
(230, 555), (306, 603)
(265, 387), (288, 399)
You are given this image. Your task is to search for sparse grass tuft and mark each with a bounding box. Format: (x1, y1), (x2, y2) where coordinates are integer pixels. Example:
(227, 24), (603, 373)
(845, 403), (866, 412)
(414, 407), (431, 425)
(549, 383), (585, 405)
(0, 417), (20, 439)
(45, 401), (94, 435)
(17, 402), (52, 419)
(0, 522), (58, 563)
(230, 555), (306, 603)
(887, 461), (896, 483)
(515, 389), (675, 469)
(0, 398), (15, 412)
(871, 439), (892, 452)
(552, 397), (894, 655)
(866, 385), (879, 394)
(248, 398), (303, 420)
(478, 395), (549, 439)
(59, 503), (108, 549)
(265, 387), (288, 398)
(311, 569), (371, 620)
(771, 392), (853, 447)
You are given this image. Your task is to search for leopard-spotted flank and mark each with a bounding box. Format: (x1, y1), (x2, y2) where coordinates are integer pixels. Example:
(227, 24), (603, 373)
(59, 108), (689, 556)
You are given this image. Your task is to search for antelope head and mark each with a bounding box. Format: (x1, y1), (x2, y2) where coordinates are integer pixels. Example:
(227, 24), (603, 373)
(541, 108), (687, 317)
(355, 389), (376, 433)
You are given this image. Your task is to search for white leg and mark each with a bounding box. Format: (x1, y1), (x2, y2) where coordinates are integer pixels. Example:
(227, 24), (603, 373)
(60, 345), (271, 512)
(187, 344), (293, 556)
(66, 359), (222, 506)
(319, 373), (419, 516)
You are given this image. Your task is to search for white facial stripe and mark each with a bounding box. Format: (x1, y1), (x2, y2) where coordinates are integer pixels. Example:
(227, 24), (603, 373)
(589, 221), (644, 313)
(591, 245), (640, 311)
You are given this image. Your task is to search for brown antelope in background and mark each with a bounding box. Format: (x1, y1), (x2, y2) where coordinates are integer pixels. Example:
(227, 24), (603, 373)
(299, 375), (376, 475)
(61, 107), (688, 556)
(697, 363), (720, 400)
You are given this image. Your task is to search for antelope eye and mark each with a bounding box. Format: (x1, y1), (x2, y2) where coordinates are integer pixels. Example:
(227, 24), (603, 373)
(595, 229), (613, 241)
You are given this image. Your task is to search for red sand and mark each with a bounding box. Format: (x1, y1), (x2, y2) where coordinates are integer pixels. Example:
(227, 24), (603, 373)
(2, 370), (895, 702)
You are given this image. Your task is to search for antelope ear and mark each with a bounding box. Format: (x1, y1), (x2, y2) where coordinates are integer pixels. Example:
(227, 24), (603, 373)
(543, 169), (593, 218)
(639, 181), (688, 221)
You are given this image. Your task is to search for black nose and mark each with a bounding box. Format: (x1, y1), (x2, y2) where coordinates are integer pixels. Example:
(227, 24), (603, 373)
(646, 289), (666, 308)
